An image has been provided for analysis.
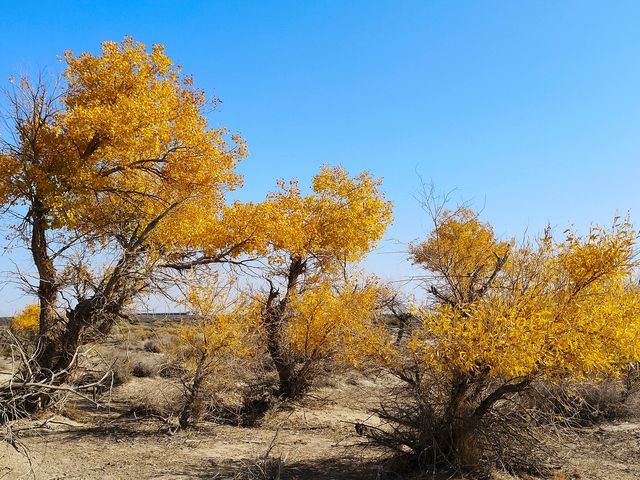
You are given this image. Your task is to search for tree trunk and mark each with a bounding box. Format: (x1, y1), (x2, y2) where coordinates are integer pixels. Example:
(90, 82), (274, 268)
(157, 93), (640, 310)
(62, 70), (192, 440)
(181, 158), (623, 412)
(28, 234), (141, 412)
(179, 353), (207, 428)
(262, 257), (307, 400)
(440, 373), (482, 469)
(436, 374), (532, 472)
(263, 297), (300, 400)
(30, 200), (58, 341)
(22, 200), (61, 412)
(27, 296), (122, 413)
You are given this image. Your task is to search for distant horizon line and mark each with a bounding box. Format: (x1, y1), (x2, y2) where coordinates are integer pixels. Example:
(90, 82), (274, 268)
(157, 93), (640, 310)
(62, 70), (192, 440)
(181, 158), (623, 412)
(0, 312), (194, 323)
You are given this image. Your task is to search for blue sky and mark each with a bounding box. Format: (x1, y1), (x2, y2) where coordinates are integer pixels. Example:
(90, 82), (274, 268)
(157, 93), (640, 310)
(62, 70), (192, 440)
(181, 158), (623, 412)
(1, 1), (640, 313)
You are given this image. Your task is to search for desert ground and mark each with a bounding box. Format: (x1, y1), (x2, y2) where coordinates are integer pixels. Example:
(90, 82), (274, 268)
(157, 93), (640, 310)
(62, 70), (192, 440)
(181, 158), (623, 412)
(2, 320), (640, 480)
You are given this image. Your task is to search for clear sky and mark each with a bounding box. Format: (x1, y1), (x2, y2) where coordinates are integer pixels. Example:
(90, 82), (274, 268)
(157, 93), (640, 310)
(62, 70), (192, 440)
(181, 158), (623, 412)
(1, 1), (639, 314)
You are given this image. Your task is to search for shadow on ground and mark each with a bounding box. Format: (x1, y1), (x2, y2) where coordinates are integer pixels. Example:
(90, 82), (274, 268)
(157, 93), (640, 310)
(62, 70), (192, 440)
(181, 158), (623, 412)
(211, 456), (385, 480)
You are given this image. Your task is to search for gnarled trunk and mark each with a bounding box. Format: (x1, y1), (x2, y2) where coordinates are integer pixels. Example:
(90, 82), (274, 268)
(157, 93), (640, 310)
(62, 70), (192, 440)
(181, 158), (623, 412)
(21, 200), (61, 412)
(262, 257), (307, 400)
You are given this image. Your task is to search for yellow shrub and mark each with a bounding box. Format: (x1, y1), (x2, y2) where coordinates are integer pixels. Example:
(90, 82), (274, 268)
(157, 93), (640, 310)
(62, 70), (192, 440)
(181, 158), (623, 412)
(11, 303), (40, 332)
(408, 212), (640, 380)
(286, 278), (392, 367)
(174, 281), (253, 379)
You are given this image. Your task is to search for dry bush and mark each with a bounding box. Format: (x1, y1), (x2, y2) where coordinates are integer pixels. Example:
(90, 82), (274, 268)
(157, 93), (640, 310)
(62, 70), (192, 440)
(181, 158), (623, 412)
(129, 388), (182, 419)
(200, 394), (239, 425)
(111, 359), (131, 387)
(530, 375), (638, 427)
(158, 361), (187, 379)
(142, 331), (176, 354)
(69, 369), (114, 402)
(176, 352), (263, 428)
(109, 356), (133, 386)
(131, 357), (161, 378)
(199, 373), (263, 426)
(0, 330), (110, 425)
(93, 347), (164, 384)
(237, 379), (281, 427)
(171, 353), (278, 428)
(359, 363), (552, 479)
(143, 339), (163, 353)
(119, 379), (184, 426)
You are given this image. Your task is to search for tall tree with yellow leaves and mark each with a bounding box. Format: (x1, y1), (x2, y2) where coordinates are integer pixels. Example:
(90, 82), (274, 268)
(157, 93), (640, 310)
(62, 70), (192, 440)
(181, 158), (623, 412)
(227, 166), (393, 400)
(0, 38), (247, 407)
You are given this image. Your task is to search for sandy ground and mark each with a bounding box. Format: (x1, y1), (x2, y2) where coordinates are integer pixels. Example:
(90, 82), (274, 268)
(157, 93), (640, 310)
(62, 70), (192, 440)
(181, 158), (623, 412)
(1, 373), (387, 479)
(554, 420), (640, 479)
(0, 356), (15, 387)
(4, 374), (640, 479)
(1, 333), (640, 479)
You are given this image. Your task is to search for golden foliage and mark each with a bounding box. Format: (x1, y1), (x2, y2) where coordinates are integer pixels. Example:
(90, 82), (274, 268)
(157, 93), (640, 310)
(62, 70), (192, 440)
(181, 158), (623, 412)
(254, 167), (392, 366)
(11, 304), (40, 332)
(284, 277), (391, 366)
(1, 36), (246, 250)
(409, 207), (512, 303)
(220, 165), (393, 267)
(173, 280), (254, 380)
(408, 210), (640, 380)
(197, 166), (394, 398)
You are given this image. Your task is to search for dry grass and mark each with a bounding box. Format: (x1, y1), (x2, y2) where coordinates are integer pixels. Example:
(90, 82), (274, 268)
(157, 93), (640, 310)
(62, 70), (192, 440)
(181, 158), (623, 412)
(531, 379), (636, 427)
(143, 339), (163, 353)
(131, 357), (161, 378)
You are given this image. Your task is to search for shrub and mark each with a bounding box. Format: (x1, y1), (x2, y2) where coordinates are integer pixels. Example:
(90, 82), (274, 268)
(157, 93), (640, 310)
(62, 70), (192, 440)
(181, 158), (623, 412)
(364, 199), (640, 477)
(158, 361), (186, 379)
(131, 358), (160, 378)
(238, 379), (279, 427)
(532, 378), (634, 427)
(127, 381), (183, 420)
(364, 364), (552, 478)
(10, 304), (39, 334)
(110, 355), (133, 386)
(173, 281), (254, 428)
(143, 339), (163, 353)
